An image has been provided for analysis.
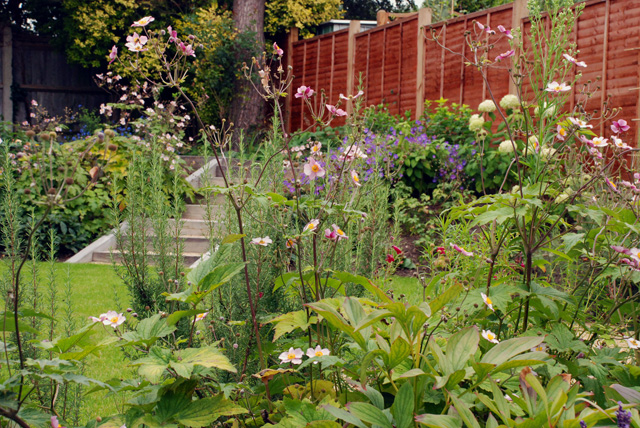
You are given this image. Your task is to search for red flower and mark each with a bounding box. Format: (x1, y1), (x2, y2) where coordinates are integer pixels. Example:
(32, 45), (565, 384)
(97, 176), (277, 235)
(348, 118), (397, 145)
(392, 245), (402, 255)
(386, 254), (395, 263)
(436, 246), (446, 255)
(258, 292), (264, 299)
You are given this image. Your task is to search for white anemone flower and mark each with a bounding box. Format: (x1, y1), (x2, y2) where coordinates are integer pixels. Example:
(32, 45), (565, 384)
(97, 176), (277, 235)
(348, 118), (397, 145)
(482, 329), (499, 344)
(278, 347), (304, 365)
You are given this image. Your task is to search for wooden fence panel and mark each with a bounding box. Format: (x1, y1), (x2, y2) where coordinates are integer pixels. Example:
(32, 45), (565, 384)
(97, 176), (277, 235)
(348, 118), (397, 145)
(1, 31), (108, 124)
(399, 19), (419, 115)
(289, 29), (350, 131)
(285, 0), (640, 148)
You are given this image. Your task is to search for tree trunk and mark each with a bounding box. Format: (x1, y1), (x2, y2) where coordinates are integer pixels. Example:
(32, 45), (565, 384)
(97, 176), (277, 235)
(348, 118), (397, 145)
(230, 0), (266, 146)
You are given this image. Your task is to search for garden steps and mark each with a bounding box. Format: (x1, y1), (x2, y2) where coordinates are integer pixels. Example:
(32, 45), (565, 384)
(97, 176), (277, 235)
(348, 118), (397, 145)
(67, 158), (232, 267)
(91, 249), (203, 266)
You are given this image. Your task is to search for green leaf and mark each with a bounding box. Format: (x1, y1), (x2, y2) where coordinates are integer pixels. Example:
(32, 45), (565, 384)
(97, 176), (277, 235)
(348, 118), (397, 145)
(221, 233), (245, 244)
(388, 337), (411, 370)
(347, 402), (392, 428)
(611, 384), (640, 403)
(0, 312), (40, 334)
(447, 326), (479, 373)
(481, 335), (545, 366)
(174, 395), (247, 427)
(449, 393), (481, 428)
(122, 314), (176, 346)
(166, 310), (206, 327)
(333, 271), (392, 303)
(562, 233), (585, 253)
(177, 345), (236, 373)
(298, 355), (344, 370)
(199, 262), (246, 291)
(391, 382), (414, 428)
(306, 422), (342, 428)
(430, 283), (463, 314)
(307, 300), (366, 350)
(186, 242), (232, 285)
(416, 414), (461, 428)
(322, 405), (368, 428)
(354, 309), (392, 332)
(546, 324), (589, 353)
(269, 310), (316, 341)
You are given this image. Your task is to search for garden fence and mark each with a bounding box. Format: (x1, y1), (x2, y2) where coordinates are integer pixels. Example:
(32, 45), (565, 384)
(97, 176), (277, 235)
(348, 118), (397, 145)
(0, 27), (108, 124)
(284, 0), (640, 146)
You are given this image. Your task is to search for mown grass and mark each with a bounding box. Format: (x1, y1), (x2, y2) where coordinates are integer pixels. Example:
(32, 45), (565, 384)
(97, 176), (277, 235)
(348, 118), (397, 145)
(3, 262), (131, 422)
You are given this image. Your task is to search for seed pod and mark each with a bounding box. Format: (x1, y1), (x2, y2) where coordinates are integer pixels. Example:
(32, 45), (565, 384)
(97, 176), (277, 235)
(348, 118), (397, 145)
(41, 133), (51, 141)
(47, 187), (56, 195)
(26, 130), (36, 139)
(108, 144), (117, 151)
(24, 188), (31, 195)
(105, 129), (115, 138)
(64, 177), (74, 185)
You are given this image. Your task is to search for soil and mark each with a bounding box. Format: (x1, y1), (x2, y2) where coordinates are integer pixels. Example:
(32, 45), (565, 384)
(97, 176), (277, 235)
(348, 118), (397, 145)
(394, 234), (424, 277)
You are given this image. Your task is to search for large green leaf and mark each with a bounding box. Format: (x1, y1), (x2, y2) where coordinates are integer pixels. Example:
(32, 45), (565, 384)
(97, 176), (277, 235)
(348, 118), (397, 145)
(332, 271), (392, 303)
(186, 242), (232, 285)
(199, 262), (246, 290)
(0, 312), (42, 334)
(449, 393), (481, 428)
(391, 382), (414, 428)
(166, 309), (205, 327)
(430, 283), (463, 313)
(346, 402), (392, 428)
(307, 300), (367, 350)
(388, 337), (411, 370)
(122, 314), (176, 347)
(322, 405), (367, 428)
(415, 414), (461, 428)
(176, 345), (236, 373)
(480, 335), (545, 367)
(174, 395), (247, 427)
(446, 326), (479, 373)
(269, 310), (316, 341)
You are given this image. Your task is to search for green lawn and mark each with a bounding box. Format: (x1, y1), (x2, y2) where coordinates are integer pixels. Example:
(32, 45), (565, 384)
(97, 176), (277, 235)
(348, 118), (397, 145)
(385, 275), (423, 303)
(5, 263), (132, 422)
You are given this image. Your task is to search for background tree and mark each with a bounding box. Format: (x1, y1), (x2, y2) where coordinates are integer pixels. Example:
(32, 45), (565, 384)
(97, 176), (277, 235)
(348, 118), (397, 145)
(229, 0), (265, 143)
(265, 0), (343, 38)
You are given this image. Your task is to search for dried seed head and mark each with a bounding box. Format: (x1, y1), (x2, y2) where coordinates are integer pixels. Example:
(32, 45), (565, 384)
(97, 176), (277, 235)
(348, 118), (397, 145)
(64, 177), (74, 185)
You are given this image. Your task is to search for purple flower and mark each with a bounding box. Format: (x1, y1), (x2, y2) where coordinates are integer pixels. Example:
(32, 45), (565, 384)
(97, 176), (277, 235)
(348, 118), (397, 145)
(616, 402), (632, 428)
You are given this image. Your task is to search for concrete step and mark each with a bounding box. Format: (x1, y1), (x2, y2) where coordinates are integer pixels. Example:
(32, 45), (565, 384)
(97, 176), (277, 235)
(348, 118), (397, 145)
(170, 218), (215, 235)
(92, 250), (202, 265)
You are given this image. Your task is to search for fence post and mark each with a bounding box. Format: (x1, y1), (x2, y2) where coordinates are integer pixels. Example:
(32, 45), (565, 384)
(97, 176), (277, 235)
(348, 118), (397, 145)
(2, 26), (13, 123)
(376, 10), (390, 26)
(509, 0), (529, 95)
(416, 8), (432, 118)
(284, 27), (298, 135)
(346, 20), (360, 114)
